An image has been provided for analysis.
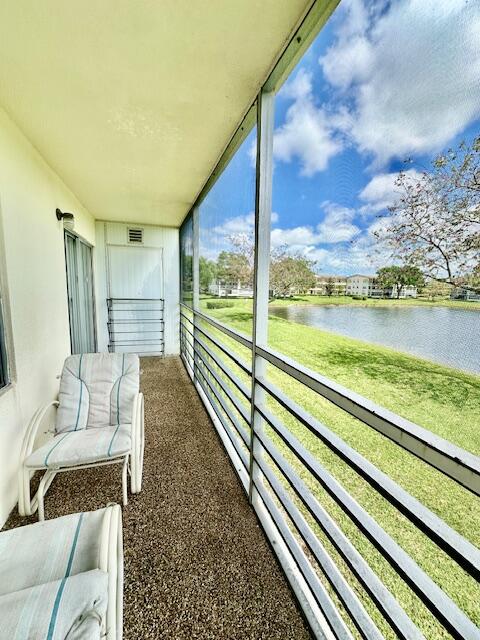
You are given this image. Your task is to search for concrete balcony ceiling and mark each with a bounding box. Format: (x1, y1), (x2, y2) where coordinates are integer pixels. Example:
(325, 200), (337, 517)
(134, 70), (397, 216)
(0, 0), (311, 226)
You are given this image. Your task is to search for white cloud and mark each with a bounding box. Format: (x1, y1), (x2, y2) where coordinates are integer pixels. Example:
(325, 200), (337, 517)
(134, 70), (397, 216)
(316, 202), (360, 243)
(279, 68), (313, 101)
(271, 226), (318, 248)
(212, 211), (278, 237)
(270, 201), (359, 249)
(213, 212), (255, 236)
(200, 206), (390, 275)
(358, 169), (422, 215)
(320, 0), (480, 165)
(321, 35), (374, 91)
(274, 70), (342, 176)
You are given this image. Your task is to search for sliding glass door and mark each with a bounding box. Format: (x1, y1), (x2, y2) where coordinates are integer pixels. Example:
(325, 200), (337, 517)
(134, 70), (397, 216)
(64, 231), (96, 354)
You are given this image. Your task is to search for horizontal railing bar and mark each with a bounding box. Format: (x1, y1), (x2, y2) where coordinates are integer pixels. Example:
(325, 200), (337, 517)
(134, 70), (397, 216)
(253, 476), (355, 640)
(254, 458), (385, 640)
(193, 320), (252, 375)
(255, 431), (424, 640)
(112, 350), (163, 355)
(194, 357), (250, 447)
(180, 330), (194, 355)
(108, 319), (164, 324)
(196, 368), (249, 469)
(180, 352), (194, 379)
(180, 307), (194, 321)
(108, 297), (164, 302)
(256, 345), (480, 495)
(195, 361), (250, 464)
(195, 334), (251, 400)
(109, 330), (164, 334)
(192, 306), (253, 350)
(110, 340), (163, 347)
(194, 348), (251, 429)
(255, 404), (479, 640)
(256, 375), (480, 580)
(180, 319), (194, 340)
(108, 308), (164, 311)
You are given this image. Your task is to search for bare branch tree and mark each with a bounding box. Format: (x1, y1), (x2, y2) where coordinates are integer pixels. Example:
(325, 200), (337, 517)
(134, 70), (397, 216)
(374, 136), (480, 290)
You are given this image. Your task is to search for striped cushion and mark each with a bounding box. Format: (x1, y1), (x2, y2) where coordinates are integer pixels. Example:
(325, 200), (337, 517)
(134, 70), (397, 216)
(25, 424), (131, 469)
(56, 353), (139, 433)
(0, 569), (108, 640)
(0, 510), (106, 595)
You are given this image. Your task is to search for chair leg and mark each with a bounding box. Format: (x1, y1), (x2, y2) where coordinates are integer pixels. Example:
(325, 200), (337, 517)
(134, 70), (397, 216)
(130, 451), (137, 494)
(122, 456), (128, 507)
(37, 472), (48, 521)
(18, 467), (30, 516)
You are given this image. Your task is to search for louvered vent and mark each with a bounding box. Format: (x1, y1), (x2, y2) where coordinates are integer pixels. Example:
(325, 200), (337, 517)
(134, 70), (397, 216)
(127, 227), (144, 244)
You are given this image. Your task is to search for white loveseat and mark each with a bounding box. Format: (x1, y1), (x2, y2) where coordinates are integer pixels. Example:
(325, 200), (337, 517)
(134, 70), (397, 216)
(0, 505), (123, 639)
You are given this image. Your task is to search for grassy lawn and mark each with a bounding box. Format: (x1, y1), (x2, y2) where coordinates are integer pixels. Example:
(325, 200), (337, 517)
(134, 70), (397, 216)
(201, 293), (480, 311)
(195, 298), (480, 638)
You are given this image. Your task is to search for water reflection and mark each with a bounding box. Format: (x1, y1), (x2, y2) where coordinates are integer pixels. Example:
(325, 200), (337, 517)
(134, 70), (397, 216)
(269, 305), (480, 374)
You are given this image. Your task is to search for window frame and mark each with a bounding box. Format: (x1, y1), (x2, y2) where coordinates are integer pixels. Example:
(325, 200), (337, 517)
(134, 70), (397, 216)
(0, 297), (8, 389)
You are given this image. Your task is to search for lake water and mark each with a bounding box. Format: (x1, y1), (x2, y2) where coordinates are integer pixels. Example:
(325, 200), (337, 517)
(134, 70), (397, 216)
(269, 305), (480, 374)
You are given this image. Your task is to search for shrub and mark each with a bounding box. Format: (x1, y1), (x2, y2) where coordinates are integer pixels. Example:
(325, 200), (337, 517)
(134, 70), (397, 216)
(206, 300), (235, 309)
(351, 295), (367, 300)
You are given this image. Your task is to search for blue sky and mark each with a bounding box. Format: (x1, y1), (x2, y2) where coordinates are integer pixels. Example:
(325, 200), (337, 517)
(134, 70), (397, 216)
(200, 0), (480, 276)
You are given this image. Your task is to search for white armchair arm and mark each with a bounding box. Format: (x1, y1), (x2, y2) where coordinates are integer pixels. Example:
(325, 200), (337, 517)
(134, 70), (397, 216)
(99, 504), (123, 639)
(130, 392), (144, 494)
(18, 401), (58, 516)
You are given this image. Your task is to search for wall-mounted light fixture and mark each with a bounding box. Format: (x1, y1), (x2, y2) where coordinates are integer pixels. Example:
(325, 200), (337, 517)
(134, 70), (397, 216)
(56, 208), (75, 231)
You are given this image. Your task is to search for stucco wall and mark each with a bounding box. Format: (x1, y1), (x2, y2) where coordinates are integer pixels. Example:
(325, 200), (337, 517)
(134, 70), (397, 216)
(0, 107), (95, 526)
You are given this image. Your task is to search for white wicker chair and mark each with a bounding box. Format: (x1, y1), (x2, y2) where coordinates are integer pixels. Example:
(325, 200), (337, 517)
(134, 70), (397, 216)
(0, 505), (123, 639)
(18, 353), (144, 520)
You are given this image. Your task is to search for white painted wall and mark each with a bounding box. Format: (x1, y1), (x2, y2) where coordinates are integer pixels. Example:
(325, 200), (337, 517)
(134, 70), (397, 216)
(94, 222), (179, 356)
(0, 107), (95, 526)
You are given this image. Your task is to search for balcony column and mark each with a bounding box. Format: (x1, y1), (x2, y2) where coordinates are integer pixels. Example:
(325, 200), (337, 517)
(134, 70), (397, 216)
(249, 89), (275, 503)
(192, 205), (200, 378)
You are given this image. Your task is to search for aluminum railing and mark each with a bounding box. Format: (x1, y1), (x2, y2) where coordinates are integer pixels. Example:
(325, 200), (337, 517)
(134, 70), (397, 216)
(107, 297), (164, 356)
(179, 303), (480, 640)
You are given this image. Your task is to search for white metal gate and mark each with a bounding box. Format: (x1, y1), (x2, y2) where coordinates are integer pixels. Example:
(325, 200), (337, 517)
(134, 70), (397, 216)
(106, 245), (164, 355)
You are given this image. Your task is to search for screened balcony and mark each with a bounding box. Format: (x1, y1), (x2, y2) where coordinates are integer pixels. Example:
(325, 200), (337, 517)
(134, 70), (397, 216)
(0, 1), (479, 639)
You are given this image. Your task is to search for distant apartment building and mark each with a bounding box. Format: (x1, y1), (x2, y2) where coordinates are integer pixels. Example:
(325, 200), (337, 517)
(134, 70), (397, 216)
(346, 275), (376, 297)
(309, 274), (347, 295)
(208, 282), (228, 297)
(388, 284), (418, 299)
(208, 280), (253, 298)
(346, 275), (417, 298)
(450, 286), (480, 301)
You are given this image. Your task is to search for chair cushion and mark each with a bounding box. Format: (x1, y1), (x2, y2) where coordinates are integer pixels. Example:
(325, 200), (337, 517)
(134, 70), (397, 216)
(56, 353), (139, 433)
(0, 569), (108, 640)
(0, 509), (109, 596)
(25, 424), (131, 469)
(0, 507), (115, 595)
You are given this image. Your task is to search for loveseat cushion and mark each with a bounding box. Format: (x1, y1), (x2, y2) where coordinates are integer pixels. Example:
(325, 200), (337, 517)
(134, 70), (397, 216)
(0, 509), (107, 595)
(0, 569), (108, 640)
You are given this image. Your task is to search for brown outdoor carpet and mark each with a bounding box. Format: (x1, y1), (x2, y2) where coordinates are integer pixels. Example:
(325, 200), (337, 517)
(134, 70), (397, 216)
(5, 356), (311, 640)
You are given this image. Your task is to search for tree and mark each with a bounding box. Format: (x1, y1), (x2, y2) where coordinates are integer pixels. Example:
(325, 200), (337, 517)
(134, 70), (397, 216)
(216, 251), (252, 287)
(421, 279), (453, 301)
(199, 257), (217, 293)
(374, 136), (480, 289)
(270, 250), (316, 297)
(324, 277), (335, 297)
(222, 233), (316, 296)
(376, 265), (424, 299)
